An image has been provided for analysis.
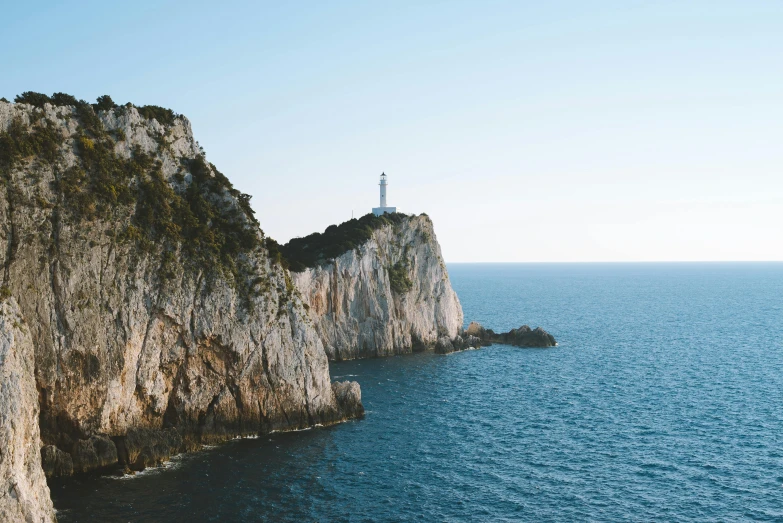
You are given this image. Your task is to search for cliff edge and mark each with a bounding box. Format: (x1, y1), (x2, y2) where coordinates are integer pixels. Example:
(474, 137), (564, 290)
(290, 214), (464, 360)
(0, 94), (362, 521)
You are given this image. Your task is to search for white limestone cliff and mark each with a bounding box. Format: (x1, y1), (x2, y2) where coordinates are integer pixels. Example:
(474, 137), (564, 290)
(0, 97), (465, 521)
(293, 214), (465, 360)
(0, 98), (361, 521)
(0, 298), (56, 523)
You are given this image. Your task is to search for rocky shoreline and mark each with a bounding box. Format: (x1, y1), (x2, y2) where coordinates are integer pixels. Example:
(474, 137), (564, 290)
(0, 97), (367, 521)
(0, 95), (554, 522)
(37, 380), (364, 479)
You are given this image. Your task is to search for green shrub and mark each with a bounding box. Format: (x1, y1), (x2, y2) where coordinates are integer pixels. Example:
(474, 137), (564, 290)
(114, 103), (131, 118)
(14, 91), (52, 108)
(94, 95), (117, 112)
(0, 117), (64, 174)
(73, 101), (104, 137)
(265, 238), (289, 269)
(280, 212), (408, 271)
(137, 105), (176, 126)
(57, 166), (96, 220)
(2, 93), (262, 300)
(388, 260), (413, 294)
(35, 195), (54, 209)
(16, 91), (81, 108)
(51, 93), (79, 106)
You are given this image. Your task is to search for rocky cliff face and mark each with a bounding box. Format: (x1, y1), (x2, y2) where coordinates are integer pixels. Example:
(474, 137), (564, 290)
(292, 215), (464, 360)
(0, 298), (56, 522)
(0, 98), (361, 520)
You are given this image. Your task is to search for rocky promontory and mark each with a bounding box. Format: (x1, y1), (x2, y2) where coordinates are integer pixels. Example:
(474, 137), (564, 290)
(284, 213), (556, 358)
(0, 93), (363, 521)
(0, 92), (556, 522)
(289, 213), (464, 360)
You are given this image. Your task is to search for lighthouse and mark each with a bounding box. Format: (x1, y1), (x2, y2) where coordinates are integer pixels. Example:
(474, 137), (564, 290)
(372, 172), (397, 216)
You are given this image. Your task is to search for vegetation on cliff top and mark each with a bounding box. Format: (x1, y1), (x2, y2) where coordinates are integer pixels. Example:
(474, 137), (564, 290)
(11, 91), (178, 126)
(1, 92), (423, 298)
(280, 212), (409, 272)
(0, 92), (262, 288)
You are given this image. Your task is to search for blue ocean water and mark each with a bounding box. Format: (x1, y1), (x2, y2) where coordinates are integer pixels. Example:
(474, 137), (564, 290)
(50, 263), (783, 522)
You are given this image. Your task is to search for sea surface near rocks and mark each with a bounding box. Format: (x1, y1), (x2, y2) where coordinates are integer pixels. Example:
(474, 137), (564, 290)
(50, 263), (783, 522)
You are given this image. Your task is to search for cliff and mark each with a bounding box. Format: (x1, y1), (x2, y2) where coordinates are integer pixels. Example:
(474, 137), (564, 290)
(0, 298), (55, 522)
(0, 96), (361, 521)
(291, 214), (465, 360)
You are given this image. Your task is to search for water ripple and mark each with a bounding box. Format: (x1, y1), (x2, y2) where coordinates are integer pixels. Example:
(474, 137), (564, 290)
(50, 263), (783, 522)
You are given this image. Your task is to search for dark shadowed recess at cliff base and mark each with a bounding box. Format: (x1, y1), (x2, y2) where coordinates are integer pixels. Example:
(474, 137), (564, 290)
(50, 263), (783, 522)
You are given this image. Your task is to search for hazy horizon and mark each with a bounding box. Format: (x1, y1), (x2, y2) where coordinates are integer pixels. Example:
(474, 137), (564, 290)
(2, 1), (781, 263)
(445, 260), (783, 264)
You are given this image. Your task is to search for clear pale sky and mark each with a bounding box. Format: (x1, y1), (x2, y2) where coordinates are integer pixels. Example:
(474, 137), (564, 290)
(2, 1), (781, 262)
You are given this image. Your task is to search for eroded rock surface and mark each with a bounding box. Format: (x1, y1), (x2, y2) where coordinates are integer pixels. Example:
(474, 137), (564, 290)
(40, 446), (72, 478)
(114, 427), (183, 471)
(293, 215), (464, 360)
(0, 98), (363, 516)
(0, 298), (56, 522)
(71, 435), (118, 474)
(331, 381), (364, 419)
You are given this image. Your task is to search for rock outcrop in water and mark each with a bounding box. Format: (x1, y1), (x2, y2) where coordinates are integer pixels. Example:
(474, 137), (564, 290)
(466, 321), (557, 347)
(0, 95), (362, 521)
(291, 214), (465, 360)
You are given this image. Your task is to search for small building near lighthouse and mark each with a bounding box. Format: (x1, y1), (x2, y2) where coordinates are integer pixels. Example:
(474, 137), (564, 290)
(372, 172), (397, 216)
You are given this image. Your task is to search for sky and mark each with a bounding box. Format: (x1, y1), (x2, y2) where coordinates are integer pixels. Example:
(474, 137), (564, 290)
(2, 1), (781, 262)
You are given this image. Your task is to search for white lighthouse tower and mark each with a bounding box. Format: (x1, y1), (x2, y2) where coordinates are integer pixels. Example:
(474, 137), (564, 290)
(372, 172), (397, 216)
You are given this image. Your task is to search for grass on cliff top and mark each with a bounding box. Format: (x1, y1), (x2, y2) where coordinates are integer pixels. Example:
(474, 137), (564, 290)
(279, 212), (410, 272)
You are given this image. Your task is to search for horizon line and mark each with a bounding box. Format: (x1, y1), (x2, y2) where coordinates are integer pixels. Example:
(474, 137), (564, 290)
(445, 260), (783, 264)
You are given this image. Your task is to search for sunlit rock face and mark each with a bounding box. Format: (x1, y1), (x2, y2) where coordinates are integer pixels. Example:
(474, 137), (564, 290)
(0, 298), (56, 523)
(0, 98), (362, 508)
(293, 214), (464, 360)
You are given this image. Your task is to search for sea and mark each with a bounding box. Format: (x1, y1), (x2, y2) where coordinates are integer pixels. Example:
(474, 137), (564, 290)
(49, 262), (783, 522)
